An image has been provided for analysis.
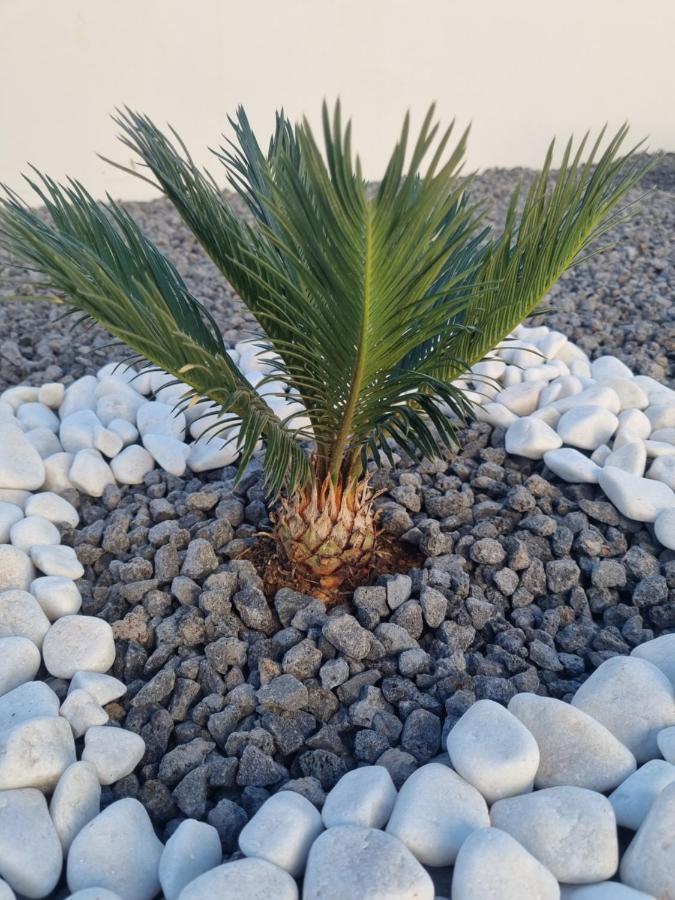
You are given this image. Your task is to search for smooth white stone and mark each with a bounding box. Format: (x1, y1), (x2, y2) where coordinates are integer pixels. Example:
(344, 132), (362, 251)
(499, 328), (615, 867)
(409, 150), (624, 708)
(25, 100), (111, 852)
(0, 681), (60, 731)
(557, 405), (619, 450)
(95, 375), (145, 403)
(137, 401), (186, 440)
(505, 417), (562, 459)
(595, 377), (648, 411)
(30, 575), (82, 620)
(0, 504), (23, 543)
(108, 417), (139, 447)
(452, 827), (560, 900)
(25, 491), (78, 528)
(81, 726), (145, 785)
(591, 444), (612, 465)
(96, 393), (141, 428)
(616, 408), (652, 439)
(554, 339), (588, 366)
(97, 362), (138, 384)
(540, 374), (583, 406)
(43, 451), (75, 493)
(0, 490), (29, 507)
(0, 424), (45, 491)
(470, 359), (506, 381)
(598, 466), (675, 523)
(654, 507), (675, 549)
(538, 380), (562, 405)
(1, 386), (41, 410)
(648, 455), (675, 488)
(59, 376), (98, 419)
(658, 726), (675, 764)
(9, 514), (60, 553)
(491, 786), (618, 884)
(386, 762), (489, 866)
(530, 405), (562, 427)
(496, 382), (545, 416)
(93, 424), (123, 459)
(570, 358), (592, 378)
(507, 342), (543, 368)
(645, 439), (675, 458)
(0, 546), (35, 591)
(632, 634), (675, 686)
(179, 858), (299, 900)
(0, 878), (14, 900)
(523, 364), (559, 382)
(571, 656), (675, 762)
(67, 890), (124, 900)
(537, 330), (568, 359)
(322, 765), (397, 829)
(25, 427), (63, 458)
(49, 761), (101, 853)
(148, 370), (174, 394)
(0, 589), (50, 647)
(183, 398), (217, 427)
(16, 401), (60, 433)
(142, 434), (190, 476)
(42, 615), (115, 678)
(31, 544), (84, 579)
(238, 791), (322, 877)
(68, 671), (127, 706)
(474, 402), (517, 428)
(555, 385), (621, 415)
(620, 781), (675, 899)
(561, 884), (655, 899)
(0, 636), (40, 696)
(591, 355), (633, 380)
(188, 436), (239, 472)
(67, 799), (164, 900)
(189, 411), (233, 441)
(0, 402), (13, 423)
(502, 366), (523, 387)
(544, 448), (601, 484)
(303, 825), (432, 900)
(446, 699), (539, 802)
(651, 426), (675, 443)
(60, 689), (109, 738)
(0, 788), (63, 898)
(0, 716), (76, 790)
(68, 449), (116, 497)
(609, 759), (675, 830)
(635, 374), (672, 394)
(110, 445), (155, 485)
(159, 820), (222, 900)
(154, 381), (191, 408)
(647, 405), (675, 431)
(509, 693), (636, 791)
(548, 358), (571, 377)
(59, 410), (101, 453)
(604, 441), (647, 476)
(38, 382), (65, 409)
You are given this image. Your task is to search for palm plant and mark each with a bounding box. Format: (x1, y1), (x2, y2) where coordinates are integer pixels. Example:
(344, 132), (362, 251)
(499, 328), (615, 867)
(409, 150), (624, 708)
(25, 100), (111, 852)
(0, 104), (648, 596)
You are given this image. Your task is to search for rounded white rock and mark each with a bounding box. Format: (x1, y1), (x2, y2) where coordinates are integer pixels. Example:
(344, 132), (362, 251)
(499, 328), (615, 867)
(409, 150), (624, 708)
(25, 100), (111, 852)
(609, 759), (675, 830)
(24, 427), (62, 458)
(446, 698), (540, 803)
(16, 401), (60, 433)
(0, 636), (40, 696)
(81, 725), (146, 785)
(0, 788), (63, 898)
(59, 410), (101, 453)
(598, 466), (675, 523)
(591, 355), (633, 381)
(42, 615), (115, 678)
(68, 449), (116, 497)
(67, 798), (164, 900)
(178, 857), (298, 900)
(0, 502), (23, 543)
(561, 882), (656, 899)
(452, 827), (560, 900)
(110, 445), (155, 484)
(385, 762), (489, 866)
(9, 514), (61, 553)
(0, 716), (76, 790)
(496, 381), (545, 416)
(620, 781), (675, 899)
(42, 451), (75, 493)
(159, 819), (222, 900)
(49, 760), (101, 852)
(322, 765), (397, 829)
(142, 434), (190, 476)
(68, 671), (127, 706)
(31, 543), (84, 579)
(92, 424), (123, 459)
(0, 681), (60, 731)
(108, 417), (139, 446)
(604, 441), (647, 477)
(60, 689), (109, 738)
(59, 376), (98, 419)
(188, 436), (240, 472)
(647, 455), (675, 489)
(0, 589), (50, 647)
(508, 693), (636, 791)
(657, 726), (675, 764)
(646, 404), (675, 431)
(25, 491), (79, 527)
(474, 402), (518, 428)
(137, 401), (186, 440)
(631, 633), (675, 686)
(303, 825), (433, 900)
(557, 405), (619, 450)
(238, 791), (322, 877)
(0, 547), (35, 592)
(595, 376), (648, 411)
(555, 385), (621, 415)
(30, 575), (82, 620)
(491, 785), (618, 884)
(571, 656), (675, 762)
(37, 382), (65, 409)
(505, 416), (562, 460)
(544, 448), (601, 484)
(655, 507), (675, 549)
(0, 423), (45, 491)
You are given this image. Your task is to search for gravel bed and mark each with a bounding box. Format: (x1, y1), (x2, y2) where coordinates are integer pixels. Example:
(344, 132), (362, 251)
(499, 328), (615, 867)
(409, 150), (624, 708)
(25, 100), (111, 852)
(0, 154), (673, 391)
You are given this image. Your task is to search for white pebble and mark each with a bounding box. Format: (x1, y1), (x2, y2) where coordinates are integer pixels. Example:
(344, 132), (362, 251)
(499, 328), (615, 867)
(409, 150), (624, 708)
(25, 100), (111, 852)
(0, 681), (60, 731)
(0, 636), (40, 696)
(238, 791), (322, 877)
(474, 402), (517, 428)
(620, 781), (675, 898)
(0, 589), (50, 647)
(49, 761), (101, 852)
(452, 827), (559, 900)
(555, 385), (621, 415)
(69, 671), (127, 706)
(646, 404), (675, 431)
(9, 514), (61, 553)
(609, 759), (675, 830)
(16, 401), (60, 433)
(42, 615), (115, 678)
(42, 451), (75, 493)
(25, 426), (63, 458)
(38, 382), (65, 408)
(386, 762), (489, 866)
(496, 381), (544, 416)
(142, 434), (190, 476)
(598, 466), (675, 523)
(591, 444), (612, 465)
(68, 449), (116, 497)
(25, 491), (78, 527)
(0, 716), (76, 790)
(93, 423), (123, 458)
(0, 423), (45, 490)
(110, 445), (155, 484)
(557, 405), (619, 450)
(0, 489), (29, 507)
(596, 376), (648, 411)
(504, 416), (562, 459)
(561, 882), (655, 898)
(501, 365), (523, 387)
(322, 765), (397, 829)
(0, 503), (23, 543)
(82, 725), (146, 784)
(67, 799), (164, 900)
(178, 858), (298, 900)
(544, 448), (601, 483)
(571, 656), (675, 762)
(647, 456), (675, 489)
(604, 441), (647, 476)
(60, 689), (109, 738)
(631, 633), (675, 686)
(645, 439), (675, 457)
(59, 410), (101, 453)
(0, 546), (35, 591)
(617, 408), (652, 440)
(0, 788), (63, 898)
(651, 426), (675, 443)
(31, 543), (84, 578)
(188, 436), (239, 472)
(657, 726), (675, 764)
(108, 417), (139, 446)
(655, 507), (675, 549)
(159, 819), (222, 900)
(303, 825), (432, 900)
(59, 375), (98, 419)
(491, 785), (618, 884)
(137, 401), (186, 440)
(30, 575), (82, 620)
(591, 355), (633, 380)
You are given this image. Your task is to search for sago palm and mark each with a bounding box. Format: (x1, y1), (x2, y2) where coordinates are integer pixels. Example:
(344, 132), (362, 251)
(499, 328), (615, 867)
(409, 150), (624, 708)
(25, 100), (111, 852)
(0, 103), (648, 595)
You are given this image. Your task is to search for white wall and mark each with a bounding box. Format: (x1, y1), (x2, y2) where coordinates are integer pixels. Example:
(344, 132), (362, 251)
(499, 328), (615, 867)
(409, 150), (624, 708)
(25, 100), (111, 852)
(1, 0), (674, 202)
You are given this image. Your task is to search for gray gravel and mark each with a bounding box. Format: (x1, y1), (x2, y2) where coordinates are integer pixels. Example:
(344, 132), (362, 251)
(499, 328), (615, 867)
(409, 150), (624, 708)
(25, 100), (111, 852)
(0, 154), (672, 390)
